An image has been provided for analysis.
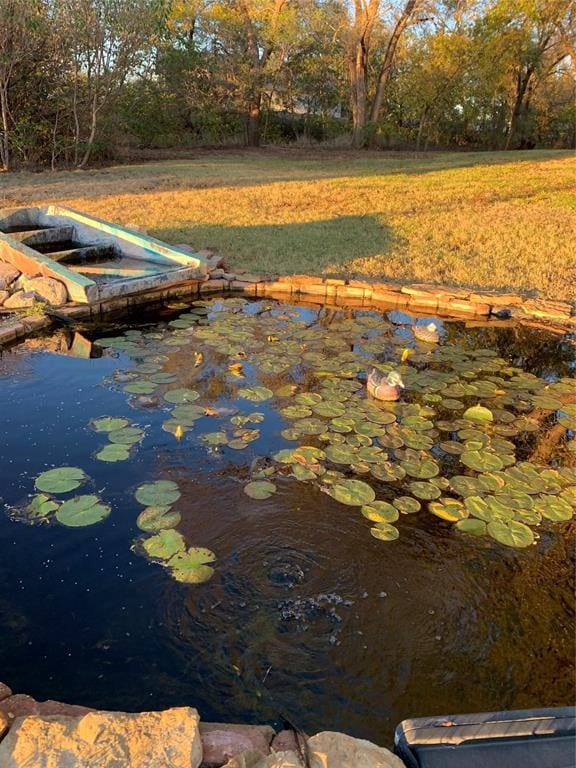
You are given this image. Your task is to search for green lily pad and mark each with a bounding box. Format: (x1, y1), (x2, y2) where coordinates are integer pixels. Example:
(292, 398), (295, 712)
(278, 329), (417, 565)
(429, 498), (468, 522)
(401, 459), (440, 479)
(167, 547), (216, 583)
(238, 386), (273, 402)
(136, 506), (181, 532)
(56, 495), (111, 527)
(325, 444), (359, 465)
(534, 495), (573, 522)
(108, 426), (144, 445)
(487, 520), (534, 548)
(91, 416), (130, 433)
(370, 522), (400, 541)
(26, 493), (59, 519)
(456, 518), (487, 536)
(327, 479), (376, 506)
(95, 444), (131, 462)
(143, 528), (186, 559)
(408, 481), (442, 500)
(124, 381), (158, 395)
(463, 405), (494, 423)
(35, 466), (87, 494)
(361, 501), (399, 523)
(202, 431), (229, 446)
(281, 405), (312, 419)
(244, 481), (276, 500)
(135, 480), (181, 507)
(461, 451), (504, 473)
(312, 401), (346, 418)
(163, 388), (200, 404)
(393, 496), (421, 514)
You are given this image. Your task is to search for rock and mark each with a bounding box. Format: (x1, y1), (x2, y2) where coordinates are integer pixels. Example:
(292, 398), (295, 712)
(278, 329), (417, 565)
(0, 290), (9, 305)
(308, 731), (405, 768)
(20, 277), (68, 306)
(200, 722), (275, 767)
(0, 711), (8, 742)
(0, 695), (93, 724)
(0, 263), (20, 290)
(3, 291), (39, 309)
(224, 752), (301, 768)
(0, 684), (13, 702)
(209, 268), (225, 279)
(0, 706), (201, 768)
(271, 730), (300, 754)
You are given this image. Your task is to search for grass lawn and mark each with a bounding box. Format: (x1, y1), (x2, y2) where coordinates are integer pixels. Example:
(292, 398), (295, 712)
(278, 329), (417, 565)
(2, 148), (575, 300)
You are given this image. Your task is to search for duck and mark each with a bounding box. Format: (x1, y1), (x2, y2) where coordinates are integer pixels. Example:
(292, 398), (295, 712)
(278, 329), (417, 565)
(367, 369), (404, 401)
(414, 322), (440, 343)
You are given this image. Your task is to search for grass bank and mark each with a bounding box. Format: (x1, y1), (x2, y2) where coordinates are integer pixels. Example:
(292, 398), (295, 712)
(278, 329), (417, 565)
(2, 149), (574, 300)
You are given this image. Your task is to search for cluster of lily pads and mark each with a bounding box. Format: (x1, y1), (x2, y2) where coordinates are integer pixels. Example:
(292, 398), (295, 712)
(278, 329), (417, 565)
(19, 467), (110, 527)
(91, 416), (145, 462)
(88, 298), (576, 551)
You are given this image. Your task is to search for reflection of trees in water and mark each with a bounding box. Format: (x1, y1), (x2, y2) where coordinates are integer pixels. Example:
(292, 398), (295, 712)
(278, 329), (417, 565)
(443, 323), (575, 379)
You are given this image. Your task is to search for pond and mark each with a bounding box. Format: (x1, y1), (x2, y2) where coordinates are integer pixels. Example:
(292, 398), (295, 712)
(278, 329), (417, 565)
(0, 297), (574, 745)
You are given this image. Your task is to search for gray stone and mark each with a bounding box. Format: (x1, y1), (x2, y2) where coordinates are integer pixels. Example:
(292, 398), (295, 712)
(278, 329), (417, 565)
(0, 290), (9, 305)
(200, 722), (275, 767)
(224, 752), (301, 768)
(0, 695), (93, 724)
(0, 263), (20, 290)
(0, 706), (202, 768)
(3, 291), (38, 309)
(20, 277), (68, 305)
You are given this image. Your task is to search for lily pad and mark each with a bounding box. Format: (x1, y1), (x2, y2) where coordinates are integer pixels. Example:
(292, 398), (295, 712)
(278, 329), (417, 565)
(370, 523), (400, 541)
(487, 520), (534, 548)
(163, 388), (200, 404)
(244, 481), (276, 500)
(91, 416), (130, 433)
(35, 466), (87, 494)
(136, 506), (181, 532)
(143, 528), (186, 559)
(56, 495), (111, 527)
(26, 493), (59, 519)
(167, 547), (216, 583)
(393, 496), (421, 514)
(456, 518), (487, 536)
(108, 426), (144, 445)
(238, 386), (273, 402)
(461, 451), (504, 473)
(361, 501), (399, 523)
(429, 498), (468, 522)
(95, 444), (131, 462)
(135, 480), (181, 507)
(124, 381), (158, 395)
(327, 479), (376, 506)
(463, 405), (494, 423)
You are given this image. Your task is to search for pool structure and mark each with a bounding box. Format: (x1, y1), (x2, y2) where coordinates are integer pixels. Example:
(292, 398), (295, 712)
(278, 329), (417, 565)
(0, 296), (574, 744)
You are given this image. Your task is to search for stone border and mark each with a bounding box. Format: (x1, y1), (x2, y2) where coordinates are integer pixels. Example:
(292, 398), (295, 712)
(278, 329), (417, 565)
(1, 266), (574, 352)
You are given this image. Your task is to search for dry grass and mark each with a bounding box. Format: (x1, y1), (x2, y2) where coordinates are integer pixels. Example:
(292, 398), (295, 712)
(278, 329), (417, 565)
(2, 148), (575, 300)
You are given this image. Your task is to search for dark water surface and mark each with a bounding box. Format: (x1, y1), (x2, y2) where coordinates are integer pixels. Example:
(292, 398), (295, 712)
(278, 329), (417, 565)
(0, 299), (574, 744)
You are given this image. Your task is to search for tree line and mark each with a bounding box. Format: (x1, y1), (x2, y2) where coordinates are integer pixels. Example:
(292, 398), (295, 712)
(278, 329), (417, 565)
(1, 0), (574, 170)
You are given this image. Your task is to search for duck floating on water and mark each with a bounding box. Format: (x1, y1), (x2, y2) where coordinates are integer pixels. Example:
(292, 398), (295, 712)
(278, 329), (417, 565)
(414, 322), (440, 343)
(367, 369), (404, 401)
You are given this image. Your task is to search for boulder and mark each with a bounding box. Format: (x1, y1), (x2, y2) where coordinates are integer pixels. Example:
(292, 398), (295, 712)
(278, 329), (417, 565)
(0, 695), (93, 724)
(0, 711), (8, 742)
(0, 290), (9, 305)
(0, 684), (12, 703)
(308, 731), (405, 768)
(200, 722), (275, 767)
(0, 706), (202, 768)
(3, 291), (38, 309)
(270, 730), (300, 754)
(20, 277), (68, 306)
(224, 752), (301, 768)
(0, 263), (20, 290)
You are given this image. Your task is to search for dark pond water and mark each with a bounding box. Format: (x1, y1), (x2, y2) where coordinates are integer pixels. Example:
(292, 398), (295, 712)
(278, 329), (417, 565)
(0, 298), (574, 745)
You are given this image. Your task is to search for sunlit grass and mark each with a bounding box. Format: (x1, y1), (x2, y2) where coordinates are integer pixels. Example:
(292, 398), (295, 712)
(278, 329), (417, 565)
(3, 149), (575, 299)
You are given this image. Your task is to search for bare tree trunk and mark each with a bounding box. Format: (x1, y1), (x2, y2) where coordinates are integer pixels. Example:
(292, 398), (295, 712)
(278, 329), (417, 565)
(350, 41), (368, 148)
(78, 94), (98, 168)
(0, 81), (10, 171)
(370, 0), (419, 124)
(505, 69), (533, 150)
(246, 92), (262, 147)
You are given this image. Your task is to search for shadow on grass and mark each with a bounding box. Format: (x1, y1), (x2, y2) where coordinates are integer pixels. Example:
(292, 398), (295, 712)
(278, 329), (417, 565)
(3, 149), (572, 204)
(153, 214), (398, 275)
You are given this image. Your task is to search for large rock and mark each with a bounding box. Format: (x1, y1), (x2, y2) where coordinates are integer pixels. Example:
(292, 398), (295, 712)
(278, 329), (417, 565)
(0, 290), (9, 305)
(200, 722), (275, 767)
(0, 707), (202, 768)
(0, 683), (12, 702)
(0, 263), (20, 290)
(224, 752), (301, 768)
(20, 277), (68, 306)
(308, 731), (405, 768)
(0, 711), (8, 742)
(0, 694), (93, 724)
(3, 291), (38, 309)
